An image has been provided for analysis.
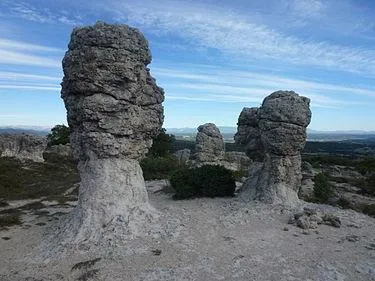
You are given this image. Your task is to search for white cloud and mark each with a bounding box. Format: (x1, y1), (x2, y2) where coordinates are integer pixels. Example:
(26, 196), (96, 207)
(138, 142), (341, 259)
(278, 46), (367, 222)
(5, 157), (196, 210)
(109, 0), (375, 75)
(8, 2), (82, 26)
(289, 0), (325, 16)
(0, 84), (60, 91)
(0, 39), (63, 52)
(153, 63), (374, 108)
(0, 49), (60, 67)
(0, 72), (60, 81)
(153, 65), (375, 98)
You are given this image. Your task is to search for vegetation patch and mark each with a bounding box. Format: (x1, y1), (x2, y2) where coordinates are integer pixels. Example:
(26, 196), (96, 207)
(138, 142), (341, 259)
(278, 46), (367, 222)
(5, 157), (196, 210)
(170, 165), (236, 199)
(0, 157), (79, 201)
(312, 173), (332, 203)
(362, 204), (375, 218)
(141, 156), (182, 180)
(0, 213), (22, 228)
(0, 200), (8, 207)
(47, 124), (70, 147)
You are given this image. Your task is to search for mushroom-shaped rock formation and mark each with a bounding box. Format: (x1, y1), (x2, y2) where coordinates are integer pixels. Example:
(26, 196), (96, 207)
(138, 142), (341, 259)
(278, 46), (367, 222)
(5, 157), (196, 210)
(235, 91), (311, 205)
(60, 22), (164, 244)
(194, 123), (225, 165)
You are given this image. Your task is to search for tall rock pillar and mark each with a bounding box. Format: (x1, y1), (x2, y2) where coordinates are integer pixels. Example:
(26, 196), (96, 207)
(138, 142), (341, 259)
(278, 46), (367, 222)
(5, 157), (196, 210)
(235, 91), (311, 206)
(60, 22), (164, 243)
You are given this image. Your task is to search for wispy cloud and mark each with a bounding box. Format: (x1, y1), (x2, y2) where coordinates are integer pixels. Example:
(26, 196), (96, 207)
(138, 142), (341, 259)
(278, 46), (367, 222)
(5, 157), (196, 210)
(7, 1), (82, 26)
(109, 0), (375, 75)
(0, 72), (60, 81)
(0, 39), (63, 52)
(0, 84), (60, 91)
(153, 65), (375, 97)
(153, 63), (374, 108)
(0, 39), (62, 67)
(0, 50), (60, 67)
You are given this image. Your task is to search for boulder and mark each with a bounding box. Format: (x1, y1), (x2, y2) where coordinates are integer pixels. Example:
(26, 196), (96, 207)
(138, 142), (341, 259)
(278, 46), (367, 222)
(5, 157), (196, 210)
(0, 133), (47, 162)
(194, 123), (225, 165)
(235, 91), (311, 205)
(224, 151), (251, 170)
(58, 22), (164, 244)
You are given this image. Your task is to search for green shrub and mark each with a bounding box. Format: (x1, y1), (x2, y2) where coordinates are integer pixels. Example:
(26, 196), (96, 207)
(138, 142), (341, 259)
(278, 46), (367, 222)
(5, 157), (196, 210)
(170, 167), (199, 199)
(313, 173), (332, 203)
(47, 124), (70, 147)
(359, 173), (375, 196)
(170, 165), (235, 199)
(140, 156), (180, 180)
(232, 169), (247, 181)
(148, 128), (175, 158)
(0, 213), (22, 227)
(362, 204), (375, 218)
(336, 197), (351, 209)
(195, 165), (236, 198)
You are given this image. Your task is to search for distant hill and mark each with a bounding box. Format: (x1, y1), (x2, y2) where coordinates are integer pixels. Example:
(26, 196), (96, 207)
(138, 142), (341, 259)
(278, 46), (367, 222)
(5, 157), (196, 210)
(0, 127), (50, 136)
(166, 127), (375, 142)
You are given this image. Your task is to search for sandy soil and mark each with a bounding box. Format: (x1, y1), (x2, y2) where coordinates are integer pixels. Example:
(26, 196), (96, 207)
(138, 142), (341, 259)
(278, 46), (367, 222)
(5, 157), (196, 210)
(0, 180), (374, 281)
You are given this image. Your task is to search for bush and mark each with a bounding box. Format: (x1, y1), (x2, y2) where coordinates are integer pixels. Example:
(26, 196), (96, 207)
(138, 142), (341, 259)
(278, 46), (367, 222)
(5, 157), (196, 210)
(359, 173), (375, 196)
(47, 125), (70, 147)
(170, 167), (198, 199)
(170, 165), (236, 199)
(336, 197), (351, 209)
(0, 213), (22, 228)
(140, 156), (181, 180)
(362, 204), (375, 218)
(313, 173), (332, 203)
(148, 128), (175, 158)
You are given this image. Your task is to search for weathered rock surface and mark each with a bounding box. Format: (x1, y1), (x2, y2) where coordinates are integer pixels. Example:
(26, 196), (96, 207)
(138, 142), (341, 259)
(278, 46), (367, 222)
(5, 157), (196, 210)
(224, 151), (251, 171)
(194, 123), (225, 165)
(0, 133), (47, 162)
(57, 22), (164, 245)
(235, 91), (311, 205)
(173, 149), (191, 164)
(289, 207), (341, 230)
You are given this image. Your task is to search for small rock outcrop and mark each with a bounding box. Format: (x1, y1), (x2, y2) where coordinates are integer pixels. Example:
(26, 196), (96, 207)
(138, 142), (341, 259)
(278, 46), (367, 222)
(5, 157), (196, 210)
(235, 91), (311, 205)
(173, 149), (191, 164)
(0, 134), (47, 162)
(224, 151), (251, 171)
(194, 123), (225, 165)
(289, 207), (341, 230)
(59, 22), (164, 244)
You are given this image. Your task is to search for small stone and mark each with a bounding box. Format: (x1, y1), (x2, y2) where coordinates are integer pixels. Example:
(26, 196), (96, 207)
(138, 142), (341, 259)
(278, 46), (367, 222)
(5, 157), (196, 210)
(322, 214), (341, 228)
(346, 235), (360, 242)
(151, 249), (162, 256)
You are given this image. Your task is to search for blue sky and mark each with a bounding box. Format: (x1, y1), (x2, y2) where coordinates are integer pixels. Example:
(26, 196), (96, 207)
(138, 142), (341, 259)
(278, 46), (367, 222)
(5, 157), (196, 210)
(0, 0), (374, 130)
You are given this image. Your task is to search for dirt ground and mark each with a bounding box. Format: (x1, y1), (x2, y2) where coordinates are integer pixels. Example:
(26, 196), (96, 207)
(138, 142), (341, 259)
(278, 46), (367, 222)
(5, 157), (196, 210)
(0, 180), (374, 281)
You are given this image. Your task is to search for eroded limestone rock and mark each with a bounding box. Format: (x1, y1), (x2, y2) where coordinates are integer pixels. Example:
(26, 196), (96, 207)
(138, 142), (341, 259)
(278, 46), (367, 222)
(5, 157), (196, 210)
(194, 123), (225, 165)
(0, 134), (47, 162)
(59, 22), (164, 244)
(235, 91), (311, 205)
